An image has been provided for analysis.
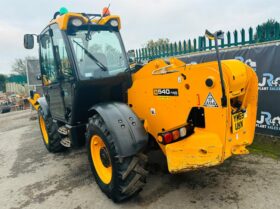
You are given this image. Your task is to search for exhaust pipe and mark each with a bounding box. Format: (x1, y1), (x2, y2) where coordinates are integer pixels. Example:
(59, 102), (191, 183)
(205, 30), (227, 107)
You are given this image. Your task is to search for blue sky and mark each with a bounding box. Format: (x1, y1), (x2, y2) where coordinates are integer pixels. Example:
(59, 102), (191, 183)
(0, 0), (279, 74)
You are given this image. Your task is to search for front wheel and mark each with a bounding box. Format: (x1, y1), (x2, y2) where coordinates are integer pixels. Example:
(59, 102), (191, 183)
(86, 114), (148, 202)
(38, 108), (66, 153)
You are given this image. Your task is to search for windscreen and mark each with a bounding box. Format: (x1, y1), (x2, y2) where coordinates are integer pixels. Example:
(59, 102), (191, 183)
(68, 30), (129, 79)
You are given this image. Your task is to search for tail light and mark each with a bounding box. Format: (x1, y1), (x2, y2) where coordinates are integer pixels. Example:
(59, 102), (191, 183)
(158, 125), (193, 145)
(163, 132), (173, 144)
(179, 127), (187, 137)
(172, 130), (180, 140)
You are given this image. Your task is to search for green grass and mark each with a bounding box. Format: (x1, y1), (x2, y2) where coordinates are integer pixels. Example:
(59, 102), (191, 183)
(248, 134), (280, 159)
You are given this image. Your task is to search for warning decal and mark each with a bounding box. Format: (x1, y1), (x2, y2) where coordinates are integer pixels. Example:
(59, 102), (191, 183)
(204, 93), (218, 107)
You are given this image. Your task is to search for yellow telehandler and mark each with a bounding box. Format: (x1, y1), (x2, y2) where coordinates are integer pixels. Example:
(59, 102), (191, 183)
(24, 7), (258, 202)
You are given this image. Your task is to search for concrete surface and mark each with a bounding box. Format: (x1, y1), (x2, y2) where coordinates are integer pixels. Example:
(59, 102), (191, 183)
(0, 110), (280, 209)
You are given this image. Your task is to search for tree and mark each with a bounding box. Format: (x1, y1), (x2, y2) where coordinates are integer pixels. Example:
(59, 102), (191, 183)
(12, 58), (27, 76)
(0, 74), (7, 92)
(12, 56), (36, 76)
(144, 38), (170, 48)
(255, 19), (280, 42)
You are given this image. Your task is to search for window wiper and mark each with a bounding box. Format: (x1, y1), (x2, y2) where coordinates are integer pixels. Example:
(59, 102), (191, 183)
(73, 40), (108, 71)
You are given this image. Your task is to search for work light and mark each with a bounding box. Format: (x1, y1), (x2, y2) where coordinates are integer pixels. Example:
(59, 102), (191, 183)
(110, 20), (119, 27)
(71, 18), (83, 27)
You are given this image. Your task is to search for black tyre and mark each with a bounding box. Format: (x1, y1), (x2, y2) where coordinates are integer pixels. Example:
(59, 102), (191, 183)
(38, 108), (66, 153)
(86, 114), (148, 202)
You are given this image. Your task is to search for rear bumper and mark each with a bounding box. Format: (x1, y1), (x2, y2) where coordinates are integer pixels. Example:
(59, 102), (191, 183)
(165, 130), (249, 173)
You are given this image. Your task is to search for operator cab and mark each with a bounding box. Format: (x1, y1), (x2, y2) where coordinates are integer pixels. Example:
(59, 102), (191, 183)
(24, 8), (132, 125)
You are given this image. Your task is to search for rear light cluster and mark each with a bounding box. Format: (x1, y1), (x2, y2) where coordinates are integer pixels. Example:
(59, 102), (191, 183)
(157, 126), (190, 145)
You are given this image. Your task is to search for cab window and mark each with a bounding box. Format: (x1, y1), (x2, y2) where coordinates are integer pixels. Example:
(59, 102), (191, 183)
(51, 24), (73, 79)
(40, 31), (57, 85)
(68, 29), (128, 79)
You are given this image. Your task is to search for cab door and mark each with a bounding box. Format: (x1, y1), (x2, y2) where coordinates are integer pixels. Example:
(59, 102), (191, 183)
(39, 24), (74, 121)
(50, 24), (75, 121)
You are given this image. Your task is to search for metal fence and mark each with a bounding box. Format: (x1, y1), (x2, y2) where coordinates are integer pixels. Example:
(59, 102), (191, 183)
(134, 24), (280, 62)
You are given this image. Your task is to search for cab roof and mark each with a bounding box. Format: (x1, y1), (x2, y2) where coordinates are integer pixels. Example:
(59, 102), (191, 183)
(49, 12), (121, 31)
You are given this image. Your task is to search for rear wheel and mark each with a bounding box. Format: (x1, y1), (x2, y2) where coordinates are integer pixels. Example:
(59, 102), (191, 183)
(38, 108), (66, 153)
(86, 114), (148, 202)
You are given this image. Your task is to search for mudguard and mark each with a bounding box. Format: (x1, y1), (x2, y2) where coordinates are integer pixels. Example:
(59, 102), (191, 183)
(36, 97), (49, 117)
(89, 102), (148, 157)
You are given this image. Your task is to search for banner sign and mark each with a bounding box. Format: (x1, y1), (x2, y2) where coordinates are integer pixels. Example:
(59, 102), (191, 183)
(179, 43), (280, 137)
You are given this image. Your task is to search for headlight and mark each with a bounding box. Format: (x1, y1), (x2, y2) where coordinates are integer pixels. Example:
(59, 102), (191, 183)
(71, 18), (83, 27)
(110, 20), (119, 27)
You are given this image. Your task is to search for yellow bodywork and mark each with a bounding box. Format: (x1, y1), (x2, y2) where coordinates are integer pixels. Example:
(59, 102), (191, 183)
(28, 93), (41, 111)
(128, 58), (258, 173)
(39, 115), (49, 144)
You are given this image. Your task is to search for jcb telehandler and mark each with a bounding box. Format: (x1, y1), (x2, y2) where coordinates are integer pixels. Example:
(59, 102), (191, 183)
(24, 7), (258, 202)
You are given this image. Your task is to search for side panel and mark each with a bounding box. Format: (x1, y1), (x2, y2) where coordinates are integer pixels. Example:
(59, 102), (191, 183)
(90, 102), (148, 157)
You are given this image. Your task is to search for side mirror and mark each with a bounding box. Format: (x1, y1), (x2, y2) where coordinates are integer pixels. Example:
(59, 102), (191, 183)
(24, 34), (35, 49)
(36, 74), (42, 80)
(127, 50), (136, 64)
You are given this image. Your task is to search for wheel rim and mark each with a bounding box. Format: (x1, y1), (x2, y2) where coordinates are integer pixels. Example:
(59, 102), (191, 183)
(39, 116), (49, 145)
(90, 135), (112, 184)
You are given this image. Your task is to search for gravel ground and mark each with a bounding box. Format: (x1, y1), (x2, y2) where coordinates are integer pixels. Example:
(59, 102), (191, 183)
(0, 110), (279, 209)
